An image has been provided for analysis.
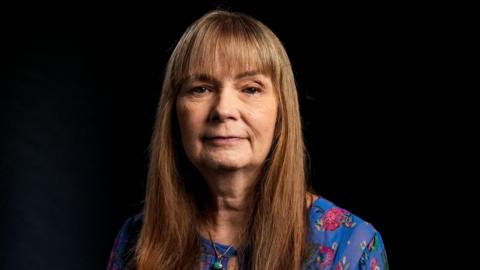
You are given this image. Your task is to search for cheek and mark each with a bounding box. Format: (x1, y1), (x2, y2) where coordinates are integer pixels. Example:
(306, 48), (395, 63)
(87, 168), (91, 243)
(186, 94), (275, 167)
(250, 100), (278, 145)
(262, 109), (278, 143)
(176, 104), (194, 141)
(263, 99), (278, 133)
(176, 102), (206, 146)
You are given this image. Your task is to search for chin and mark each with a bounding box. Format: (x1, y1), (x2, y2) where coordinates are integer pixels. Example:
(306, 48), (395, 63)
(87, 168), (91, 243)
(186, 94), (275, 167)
(212, 160), (246, 170)
(202, 156), (248, 171)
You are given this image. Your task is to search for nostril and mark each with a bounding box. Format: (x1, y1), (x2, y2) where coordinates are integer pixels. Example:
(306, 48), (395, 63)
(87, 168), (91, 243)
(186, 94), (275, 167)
(208, 111), (222, 122)
(208, 107), (237, 122)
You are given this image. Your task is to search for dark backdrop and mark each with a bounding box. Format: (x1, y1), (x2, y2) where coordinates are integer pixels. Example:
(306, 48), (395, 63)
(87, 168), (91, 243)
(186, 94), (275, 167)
(1, 2), (436, 269)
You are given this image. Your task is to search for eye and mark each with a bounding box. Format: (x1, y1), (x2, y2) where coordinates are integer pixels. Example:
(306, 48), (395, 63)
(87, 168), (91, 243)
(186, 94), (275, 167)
(190, 87), (210, 95)
(242, 87), (261, 95)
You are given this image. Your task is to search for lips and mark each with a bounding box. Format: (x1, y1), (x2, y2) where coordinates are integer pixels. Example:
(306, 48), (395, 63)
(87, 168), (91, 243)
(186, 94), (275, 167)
(205, 136), (242, 140)
(204, 135), (245, 145)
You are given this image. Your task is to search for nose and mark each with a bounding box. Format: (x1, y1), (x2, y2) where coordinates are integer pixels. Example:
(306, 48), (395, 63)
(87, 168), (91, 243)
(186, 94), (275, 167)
(208, 87), (239, 122)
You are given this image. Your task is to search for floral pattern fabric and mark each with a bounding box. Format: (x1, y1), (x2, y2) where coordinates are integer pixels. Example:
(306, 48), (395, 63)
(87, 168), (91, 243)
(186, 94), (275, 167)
(107, 197), (388, 269)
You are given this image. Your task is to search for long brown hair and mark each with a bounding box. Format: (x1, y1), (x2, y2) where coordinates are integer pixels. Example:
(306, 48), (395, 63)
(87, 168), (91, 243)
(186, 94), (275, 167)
(133, 10), (317, 270)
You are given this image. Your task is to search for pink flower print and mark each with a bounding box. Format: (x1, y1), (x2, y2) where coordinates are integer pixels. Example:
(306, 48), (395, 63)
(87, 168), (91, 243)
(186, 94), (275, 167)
(322, 208), (344, 230)
(370, 257), (380, 270)
(317, 245), (334, 268)
(316, 208), (355, 231)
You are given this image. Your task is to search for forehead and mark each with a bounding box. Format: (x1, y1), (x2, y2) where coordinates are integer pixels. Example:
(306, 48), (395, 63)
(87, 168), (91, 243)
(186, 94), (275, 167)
(178, 57), (272, 91)
(181, 30), (276, 82)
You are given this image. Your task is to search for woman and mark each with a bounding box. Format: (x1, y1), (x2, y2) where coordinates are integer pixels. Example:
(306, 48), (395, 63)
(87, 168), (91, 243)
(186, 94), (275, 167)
(107, 10), (388, 270)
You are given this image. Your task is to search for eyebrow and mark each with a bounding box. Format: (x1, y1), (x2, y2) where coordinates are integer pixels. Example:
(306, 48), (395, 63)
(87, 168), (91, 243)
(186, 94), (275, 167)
(188, 70), (263, 84)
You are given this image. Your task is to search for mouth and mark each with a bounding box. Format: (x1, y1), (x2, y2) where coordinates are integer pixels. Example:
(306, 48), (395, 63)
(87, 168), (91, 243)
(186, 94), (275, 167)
(203, 136), (245, 145)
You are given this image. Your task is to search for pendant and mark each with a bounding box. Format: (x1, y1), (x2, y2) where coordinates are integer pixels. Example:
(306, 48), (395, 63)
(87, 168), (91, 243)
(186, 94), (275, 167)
(212, 259), (223, 269)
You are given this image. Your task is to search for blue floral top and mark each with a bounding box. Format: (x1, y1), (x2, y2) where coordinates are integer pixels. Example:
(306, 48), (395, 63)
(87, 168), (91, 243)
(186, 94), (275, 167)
(107, 197), (388, 270)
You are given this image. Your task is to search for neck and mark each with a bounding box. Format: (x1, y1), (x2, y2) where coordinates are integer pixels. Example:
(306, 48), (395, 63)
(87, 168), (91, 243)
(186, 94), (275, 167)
(197, 168), (259, 242)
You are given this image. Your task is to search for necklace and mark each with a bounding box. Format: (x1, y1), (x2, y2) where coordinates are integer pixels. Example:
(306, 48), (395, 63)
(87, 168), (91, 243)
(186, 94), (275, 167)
(207, 230), (235, 270)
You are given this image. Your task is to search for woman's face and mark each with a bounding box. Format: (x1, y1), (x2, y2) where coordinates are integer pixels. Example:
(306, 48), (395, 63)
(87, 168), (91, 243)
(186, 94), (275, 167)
(176, 67), (278, 173)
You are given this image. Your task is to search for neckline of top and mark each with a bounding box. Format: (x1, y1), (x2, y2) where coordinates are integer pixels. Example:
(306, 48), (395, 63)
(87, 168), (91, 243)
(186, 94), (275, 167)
(198, 195), (327, 256)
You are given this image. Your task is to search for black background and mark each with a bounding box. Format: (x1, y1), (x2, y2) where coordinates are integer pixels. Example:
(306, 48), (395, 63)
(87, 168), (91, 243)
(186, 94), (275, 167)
(1, 1), (449, 269)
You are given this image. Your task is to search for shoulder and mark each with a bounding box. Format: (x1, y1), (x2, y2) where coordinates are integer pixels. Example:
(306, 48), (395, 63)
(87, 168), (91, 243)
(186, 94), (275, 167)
(115, 212), (144, 244)
(305, 196), (389, 269)
(107, 213), (144, 270)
